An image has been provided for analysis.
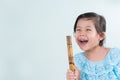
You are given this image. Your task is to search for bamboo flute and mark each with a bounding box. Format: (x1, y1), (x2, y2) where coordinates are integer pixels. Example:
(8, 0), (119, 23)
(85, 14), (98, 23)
(66, 36), (75, 73)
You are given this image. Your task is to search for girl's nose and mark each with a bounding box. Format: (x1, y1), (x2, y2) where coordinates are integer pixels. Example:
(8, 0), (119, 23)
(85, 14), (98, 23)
(79, 31), (85, 36)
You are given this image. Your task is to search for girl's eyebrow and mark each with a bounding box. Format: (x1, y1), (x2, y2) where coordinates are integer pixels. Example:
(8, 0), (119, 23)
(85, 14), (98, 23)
(76, 26), (91, 28)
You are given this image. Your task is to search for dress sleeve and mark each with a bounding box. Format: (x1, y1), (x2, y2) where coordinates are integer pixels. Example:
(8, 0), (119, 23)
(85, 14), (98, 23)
(111, 48), (120, 79)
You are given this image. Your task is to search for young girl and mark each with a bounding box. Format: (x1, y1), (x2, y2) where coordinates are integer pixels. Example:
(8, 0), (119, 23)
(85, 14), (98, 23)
(66, 12), (120, 80)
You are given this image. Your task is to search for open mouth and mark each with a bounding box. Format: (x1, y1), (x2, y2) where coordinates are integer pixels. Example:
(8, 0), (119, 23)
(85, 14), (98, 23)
(80, 39), (88, 45)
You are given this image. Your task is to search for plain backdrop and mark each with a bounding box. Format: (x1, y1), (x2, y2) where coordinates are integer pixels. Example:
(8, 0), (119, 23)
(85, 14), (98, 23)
(0, 0), (120, 80)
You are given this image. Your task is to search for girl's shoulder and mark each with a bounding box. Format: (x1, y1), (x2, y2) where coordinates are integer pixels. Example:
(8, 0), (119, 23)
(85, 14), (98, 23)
(109, 47), (120, 53)
(74, 52), (85, 61)
(73, 52), (87, 70)
(108, 47), (120, 64)
(108, 47), (120, 58)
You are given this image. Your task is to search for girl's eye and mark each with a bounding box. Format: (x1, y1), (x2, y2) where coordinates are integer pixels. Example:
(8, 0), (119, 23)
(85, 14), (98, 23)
(86, 29), (91, 31)
(76, 29), (81, 32)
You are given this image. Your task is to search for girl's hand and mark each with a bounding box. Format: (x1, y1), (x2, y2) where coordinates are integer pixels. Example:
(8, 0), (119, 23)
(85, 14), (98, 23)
(66, 66), (80, 80)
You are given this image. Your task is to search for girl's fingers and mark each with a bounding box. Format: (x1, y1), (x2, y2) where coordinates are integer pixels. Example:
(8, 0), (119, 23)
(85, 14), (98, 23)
(74, 66), (80, 80)
(66, 66), (80, 80)
(66, 69), (77, 80)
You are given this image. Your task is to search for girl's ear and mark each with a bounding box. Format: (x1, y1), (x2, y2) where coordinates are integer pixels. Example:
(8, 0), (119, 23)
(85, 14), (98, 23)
(99, 32), (106, 41)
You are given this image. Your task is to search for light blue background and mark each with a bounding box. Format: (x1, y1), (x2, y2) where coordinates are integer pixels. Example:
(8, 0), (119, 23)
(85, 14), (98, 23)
(0, 0), (120, 80)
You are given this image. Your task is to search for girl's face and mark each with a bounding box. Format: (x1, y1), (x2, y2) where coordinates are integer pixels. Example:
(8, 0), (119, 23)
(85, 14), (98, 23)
(74, 18), (104, 51)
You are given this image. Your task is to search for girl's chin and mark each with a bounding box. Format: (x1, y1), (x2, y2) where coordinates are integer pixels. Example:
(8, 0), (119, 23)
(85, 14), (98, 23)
(79, 45), (90, 51)
(79, 46), (88, 51)
(79, 44), (87, 49)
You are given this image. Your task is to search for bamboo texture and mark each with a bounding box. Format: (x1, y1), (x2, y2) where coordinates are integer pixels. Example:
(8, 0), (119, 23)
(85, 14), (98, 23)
(66, 36), (75, 72)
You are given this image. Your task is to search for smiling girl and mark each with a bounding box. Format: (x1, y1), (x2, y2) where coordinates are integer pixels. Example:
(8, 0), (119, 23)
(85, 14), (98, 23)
(66, 12), (120, 80)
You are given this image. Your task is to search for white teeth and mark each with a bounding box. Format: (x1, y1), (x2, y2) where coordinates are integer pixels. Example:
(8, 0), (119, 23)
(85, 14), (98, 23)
(79, 37), (88, 43)
(80, 39), (88, 43)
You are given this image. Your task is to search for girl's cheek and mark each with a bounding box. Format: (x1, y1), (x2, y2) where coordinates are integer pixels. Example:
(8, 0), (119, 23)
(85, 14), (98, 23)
(75, 33), (80, 37)
(74, 34), (78, 39)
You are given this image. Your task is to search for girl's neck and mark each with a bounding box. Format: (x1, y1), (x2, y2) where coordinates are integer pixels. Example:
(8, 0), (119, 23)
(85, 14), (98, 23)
(85, 46), (104, 55)
(84, 46), (109, 62)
